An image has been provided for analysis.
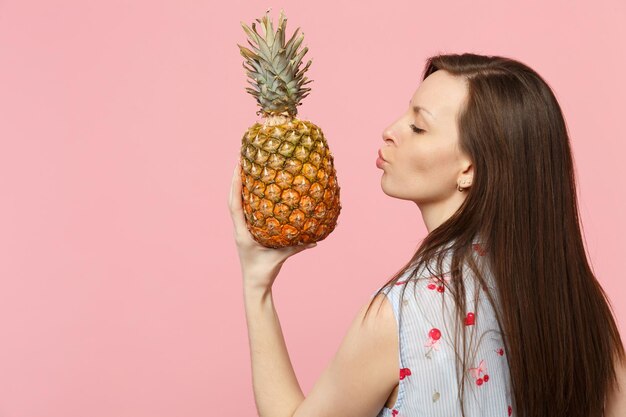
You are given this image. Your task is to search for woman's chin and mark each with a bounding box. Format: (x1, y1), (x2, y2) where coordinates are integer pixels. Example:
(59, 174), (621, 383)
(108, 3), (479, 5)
(379, 183), (400, 199)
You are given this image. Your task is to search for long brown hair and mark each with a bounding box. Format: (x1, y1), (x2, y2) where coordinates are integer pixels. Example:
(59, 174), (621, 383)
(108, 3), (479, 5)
(365, 53), (625, 417)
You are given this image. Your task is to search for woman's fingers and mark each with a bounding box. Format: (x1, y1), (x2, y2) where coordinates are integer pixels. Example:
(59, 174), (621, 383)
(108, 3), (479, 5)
(229, 161), (259, 247)
(228, 161), (239, 205)
(229, 160), (245, 227)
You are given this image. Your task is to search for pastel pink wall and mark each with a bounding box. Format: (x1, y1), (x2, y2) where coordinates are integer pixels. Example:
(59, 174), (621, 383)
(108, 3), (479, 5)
(0, 0), (624, 416)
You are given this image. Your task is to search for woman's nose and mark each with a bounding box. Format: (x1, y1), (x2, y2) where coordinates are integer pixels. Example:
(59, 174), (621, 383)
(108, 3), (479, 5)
(382, 127), (396, 145)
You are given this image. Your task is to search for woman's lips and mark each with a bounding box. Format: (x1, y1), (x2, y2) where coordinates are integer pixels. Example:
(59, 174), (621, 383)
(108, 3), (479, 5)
(376, 148), (387, 169)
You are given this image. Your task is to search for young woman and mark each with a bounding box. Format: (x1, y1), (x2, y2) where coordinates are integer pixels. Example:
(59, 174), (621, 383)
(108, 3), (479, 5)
(228, 53), (626, 417)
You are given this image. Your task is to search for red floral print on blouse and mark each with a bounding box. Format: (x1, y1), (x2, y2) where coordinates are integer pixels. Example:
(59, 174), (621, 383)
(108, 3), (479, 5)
(473, 243), (487, 256)
(426, 273), (450, 293)
(468, 359), (490, 386)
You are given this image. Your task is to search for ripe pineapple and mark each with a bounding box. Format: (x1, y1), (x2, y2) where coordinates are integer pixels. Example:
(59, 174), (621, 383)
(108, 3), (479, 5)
(237, 9), (341, 248)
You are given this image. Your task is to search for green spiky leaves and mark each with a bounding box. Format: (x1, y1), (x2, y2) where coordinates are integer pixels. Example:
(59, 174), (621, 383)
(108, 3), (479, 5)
(237, 9), (313, 118)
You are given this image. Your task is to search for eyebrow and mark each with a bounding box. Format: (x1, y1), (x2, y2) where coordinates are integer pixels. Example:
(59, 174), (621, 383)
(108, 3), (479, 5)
(409, 100), (435, 120)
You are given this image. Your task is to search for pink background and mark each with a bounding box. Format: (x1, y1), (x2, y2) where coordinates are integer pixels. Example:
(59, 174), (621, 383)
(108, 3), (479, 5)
(0, 1), (624, 416)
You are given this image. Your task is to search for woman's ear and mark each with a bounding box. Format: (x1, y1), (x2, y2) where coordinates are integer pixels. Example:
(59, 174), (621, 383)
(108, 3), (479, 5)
(457, 158), (474, 189)
(459, 156), (474, 177)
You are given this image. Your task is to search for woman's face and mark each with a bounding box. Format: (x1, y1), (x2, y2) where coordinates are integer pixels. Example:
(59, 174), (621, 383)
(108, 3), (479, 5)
(378, 70), (473, 207)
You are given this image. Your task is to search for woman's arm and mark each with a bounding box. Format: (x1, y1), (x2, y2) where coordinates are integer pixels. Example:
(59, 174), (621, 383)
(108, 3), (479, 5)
(230, 162), (399, 417)
(243, 285), (399, 417)
(243, 285), (305, 417)
(291, 292), (400, 417)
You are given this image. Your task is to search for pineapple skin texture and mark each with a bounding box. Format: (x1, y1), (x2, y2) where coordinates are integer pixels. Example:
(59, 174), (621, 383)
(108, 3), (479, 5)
(240, 118), (341, 248)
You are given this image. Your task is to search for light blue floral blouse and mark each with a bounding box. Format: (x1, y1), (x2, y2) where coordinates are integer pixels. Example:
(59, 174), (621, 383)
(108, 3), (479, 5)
(374, 238), (515, 417)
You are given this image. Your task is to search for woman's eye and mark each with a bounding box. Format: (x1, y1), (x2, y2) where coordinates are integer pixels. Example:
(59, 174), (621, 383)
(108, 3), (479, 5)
(409, 124), (425, 134)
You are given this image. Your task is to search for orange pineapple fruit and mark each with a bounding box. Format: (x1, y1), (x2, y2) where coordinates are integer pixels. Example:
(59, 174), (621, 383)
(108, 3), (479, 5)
(237, 9), (341, 248)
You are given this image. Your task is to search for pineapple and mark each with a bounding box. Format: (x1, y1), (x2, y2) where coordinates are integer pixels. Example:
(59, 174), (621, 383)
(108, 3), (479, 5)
(237, 9), (341, 248)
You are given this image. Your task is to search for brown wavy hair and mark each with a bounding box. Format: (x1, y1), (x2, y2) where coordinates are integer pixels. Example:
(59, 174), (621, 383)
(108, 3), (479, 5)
(365, 52), (625, 417)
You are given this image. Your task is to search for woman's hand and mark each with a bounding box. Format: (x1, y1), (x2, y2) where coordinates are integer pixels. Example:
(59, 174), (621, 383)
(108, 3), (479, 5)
(228, 160), (317, 291)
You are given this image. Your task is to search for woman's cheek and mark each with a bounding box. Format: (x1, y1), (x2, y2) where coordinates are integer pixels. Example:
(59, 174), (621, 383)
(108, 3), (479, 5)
(406, 148), (434, 174)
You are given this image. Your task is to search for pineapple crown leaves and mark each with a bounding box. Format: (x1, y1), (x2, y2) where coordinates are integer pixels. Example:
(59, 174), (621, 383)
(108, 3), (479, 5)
(237, 8), (314, 118)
